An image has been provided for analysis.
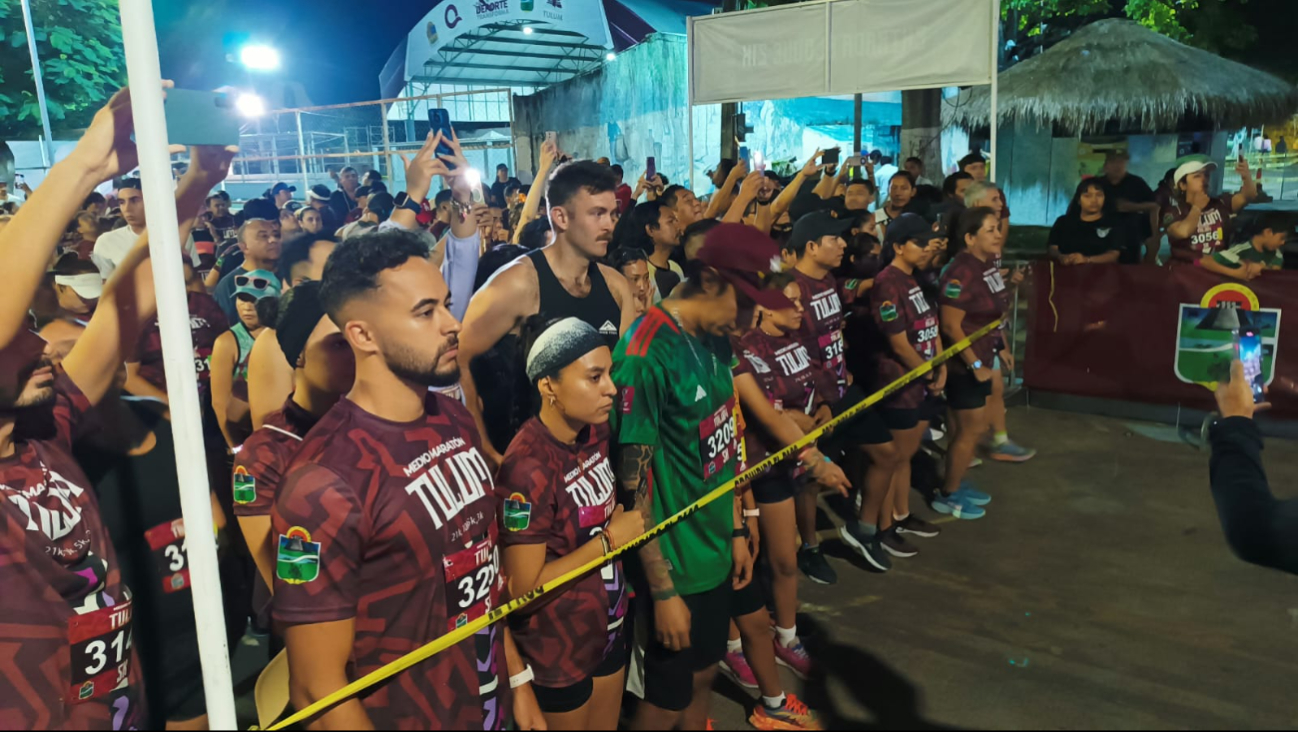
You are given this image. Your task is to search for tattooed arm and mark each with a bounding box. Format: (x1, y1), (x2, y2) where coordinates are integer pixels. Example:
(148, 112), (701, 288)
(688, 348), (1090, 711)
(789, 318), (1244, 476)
(617, 443), (693, 651)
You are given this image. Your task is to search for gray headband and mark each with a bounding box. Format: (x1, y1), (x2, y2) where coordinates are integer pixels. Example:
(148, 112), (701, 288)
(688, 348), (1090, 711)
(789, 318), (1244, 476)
(526, 317), (607, 382)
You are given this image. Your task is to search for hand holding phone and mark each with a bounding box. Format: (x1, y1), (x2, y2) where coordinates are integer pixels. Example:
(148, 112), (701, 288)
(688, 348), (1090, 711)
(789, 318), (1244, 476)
(822, 148), (840, 167)
(646, 156), (656, 182)
(428, 108), (457, 167)
(1234, 329), (1267, 404)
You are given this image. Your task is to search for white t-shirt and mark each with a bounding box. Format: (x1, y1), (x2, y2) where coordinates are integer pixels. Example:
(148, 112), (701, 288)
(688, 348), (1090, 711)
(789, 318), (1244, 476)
(93, 225), (199, 274)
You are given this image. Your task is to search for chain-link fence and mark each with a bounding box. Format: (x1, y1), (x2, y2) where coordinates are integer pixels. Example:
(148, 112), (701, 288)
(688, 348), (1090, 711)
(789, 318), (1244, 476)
(220, 89), (518, 201)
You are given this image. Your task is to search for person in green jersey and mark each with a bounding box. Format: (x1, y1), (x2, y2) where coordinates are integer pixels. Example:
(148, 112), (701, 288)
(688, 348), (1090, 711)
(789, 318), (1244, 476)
(1201, 213), (1289, 281)
(615, 224), (827, 730)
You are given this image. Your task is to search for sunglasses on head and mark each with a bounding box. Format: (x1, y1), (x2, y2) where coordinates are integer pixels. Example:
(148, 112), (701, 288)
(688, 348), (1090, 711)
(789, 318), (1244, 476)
(235, 275), (273, 290)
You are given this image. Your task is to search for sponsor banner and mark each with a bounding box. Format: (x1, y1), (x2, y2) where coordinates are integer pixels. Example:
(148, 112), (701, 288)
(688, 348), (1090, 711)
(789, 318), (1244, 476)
(407, 0), (612, 74)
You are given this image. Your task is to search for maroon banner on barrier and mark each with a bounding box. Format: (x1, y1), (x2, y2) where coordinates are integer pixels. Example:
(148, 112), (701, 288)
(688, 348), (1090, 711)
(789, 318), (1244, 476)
(1025, 262), (1296, 417)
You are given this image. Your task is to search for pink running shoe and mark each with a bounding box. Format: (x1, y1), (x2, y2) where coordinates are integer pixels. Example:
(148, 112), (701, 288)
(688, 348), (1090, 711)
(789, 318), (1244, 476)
(720, 648), (759, 690)
(773, 639), (812, 680)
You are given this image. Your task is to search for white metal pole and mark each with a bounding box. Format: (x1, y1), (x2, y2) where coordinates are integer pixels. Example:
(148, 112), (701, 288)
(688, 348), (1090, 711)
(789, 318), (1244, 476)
(989, 0), (1001, 180)
(19, 0), (55, 167)
(687, 17), (696, 192)
(116, 1), (238, 729)
(297, 111), (310, 192)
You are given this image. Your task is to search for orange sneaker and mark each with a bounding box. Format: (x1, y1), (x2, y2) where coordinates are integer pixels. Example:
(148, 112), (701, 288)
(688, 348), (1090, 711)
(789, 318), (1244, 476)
(748, 693), (823, 731)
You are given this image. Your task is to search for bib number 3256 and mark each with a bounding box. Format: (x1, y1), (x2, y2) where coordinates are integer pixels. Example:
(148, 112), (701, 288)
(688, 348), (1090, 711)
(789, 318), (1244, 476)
(68, 600), (133, 704)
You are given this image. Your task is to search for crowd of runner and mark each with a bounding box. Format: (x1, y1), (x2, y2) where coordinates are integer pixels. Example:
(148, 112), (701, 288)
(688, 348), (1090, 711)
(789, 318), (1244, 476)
(4, 81), (1272, 732)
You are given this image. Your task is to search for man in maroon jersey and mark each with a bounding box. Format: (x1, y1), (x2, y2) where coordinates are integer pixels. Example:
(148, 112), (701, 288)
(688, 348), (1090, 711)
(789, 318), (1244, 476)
(272, 228), (544, 730)
(787, 211), (898, 581)
(126, 261), (227, 403)
(0, 86), (235, 728)
(234, 281), (354, 592)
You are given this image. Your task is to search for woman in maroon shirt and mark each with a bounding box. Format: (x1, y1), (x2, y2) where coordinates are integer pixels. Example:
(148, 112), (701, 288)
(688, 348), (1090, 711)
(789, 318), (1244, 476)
(496, 316), (646, 729)
(870, 215), (948, 557)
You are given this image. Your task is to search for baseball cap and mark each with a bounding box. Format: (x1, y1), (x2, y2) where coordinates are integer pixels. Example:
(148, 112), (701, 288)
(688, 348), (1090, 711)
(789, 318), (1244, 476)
(276, 281), (326, 368)
(788, 211), (855, 253)
(234, 269), (281, 301)
(788, 193), (831, 223)
(271, 182), (297, 196)
(696, 223), (793, 310)
(1174, 158), (1216, 186)
(883, 213), (940, 248)
(307, 185), (332, 203)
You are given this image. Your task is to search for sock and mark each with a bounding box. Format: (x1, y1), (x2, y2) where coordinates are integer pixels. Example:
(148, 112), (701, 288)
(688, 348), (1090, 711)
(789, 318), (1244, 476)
(893, 512), (910, 522)
(857, 522), (878, 537)
(727, 638), (743, 654)
(992, 431), (1009, 447)
(762, 692), (787, 710)
(775, 626), (797, 648)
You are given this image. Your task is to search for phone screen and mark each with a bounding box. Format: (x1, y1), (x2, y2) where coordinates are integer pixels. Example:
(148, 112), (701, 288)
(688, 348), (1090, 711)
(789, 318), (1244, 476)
(545, 130), (557, 146)
(822, 148), (840, 167)
(646, 156), (656, 181)
(164, 89), (242, 147)
(427, 108), (456, 165)
(752, 151), (766, 173)
(1235, 328), (1266, 403)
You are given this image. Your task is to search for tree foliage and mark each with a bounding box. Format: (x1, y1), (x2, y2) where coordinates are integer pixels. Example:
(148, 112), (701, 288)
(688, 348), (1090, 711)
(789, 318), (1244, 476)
(0, 0), (126, 139)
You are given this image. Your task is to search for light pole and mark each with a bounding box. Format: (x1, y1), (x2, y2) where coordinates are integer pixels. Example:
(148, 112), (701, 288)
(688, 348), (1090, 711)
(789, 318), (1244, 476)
(19, 0), (55, 167)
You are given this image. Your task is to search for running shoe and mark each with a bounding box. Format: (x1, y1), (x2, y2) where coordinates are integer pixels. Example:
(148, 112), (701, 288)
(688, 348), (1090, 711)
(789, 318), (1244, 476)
(969, 455), (984, 468)
(798, 545), (838, 585)
(895, 514), (941, 538)
(720, 648), (759, 690)
(928, 426), (946, 442)
(953, 480), (992, 506)
(880, 528), (918, 558)
(988, 439), (1037, 463)
(749, 694), (824, 731)
(930, 493), (986, 520)
(838, 522), (892, 572)
(773, 639), (812, 680)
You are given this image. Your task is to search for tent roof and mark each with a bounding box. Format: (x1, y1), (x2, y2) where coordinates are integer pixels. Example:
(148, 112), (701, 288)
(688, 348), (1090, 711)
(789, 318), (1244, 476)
(380, 0), (717, 95)
(945, 19), (1298, 134)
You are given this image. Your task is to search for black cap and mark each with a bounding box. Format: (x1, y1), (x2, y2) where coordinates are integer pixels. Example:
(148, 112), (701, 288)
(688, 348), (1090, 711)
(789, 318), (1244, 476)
(788, 193), (831, 224)
(271, 182), (297, 195)
(789, 211), (855, 252)
(883, 213), (940, 248)
(276, 281), (328, 368)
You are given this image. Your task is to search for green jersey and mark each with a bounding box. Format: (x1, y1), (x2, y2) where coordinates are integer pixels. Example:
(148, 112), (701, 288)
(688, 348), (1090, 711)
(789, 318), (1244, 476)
(612, 305), (740, 596)
(1212, 242), (1283, 270)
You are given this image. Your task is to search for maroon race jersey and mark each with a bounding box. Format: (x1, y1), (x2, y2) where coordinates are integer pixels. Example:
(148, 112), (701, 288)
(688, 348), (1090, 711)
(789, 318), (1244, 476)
(132, 290), (228, 392)
(939, 251), (1005, 367)
(495, 418), (627, 688)
(272, 393), (509, 730)
(232, 397), (319, 517)
(732, 327), (833, 470)
(871, 266), (939, 409)
(1161, 194), (1234, 262)
(792, 268), (847, 399)
(0, 373), (144, 730)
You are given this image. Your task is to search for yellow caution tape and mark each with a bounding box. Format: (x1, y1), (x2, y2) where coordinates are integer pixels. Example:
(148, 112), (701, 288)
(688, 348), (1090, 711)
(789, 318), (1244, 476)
(266, 319), (1002, 730)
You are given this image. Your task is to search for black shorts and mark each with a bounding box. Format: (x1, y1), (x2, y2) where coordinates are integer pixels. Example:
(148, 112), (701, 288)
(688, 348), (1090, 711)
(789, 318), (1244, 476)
(531, 630), (628, 714)
(820, 384), (893, 458)
(750, 470), (799, 504)
(641, 579), (766, 712)
(946, 368), (994, 411)
(882, 394), (942, 431)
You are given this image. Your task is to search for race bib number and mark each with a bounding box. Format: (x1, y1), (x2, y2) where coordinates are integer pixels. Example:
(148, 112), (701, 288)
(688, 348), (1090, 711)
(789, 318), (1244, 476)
(817, 330), (845, 373)
(913, 316), (939, 360)
(443, 524), (503, 632)
(1190, 226), (1224, 253)
(698, 398), (739, 479)
(193, 348), (213, 379)
(68, 601), (133, 705)
(145, 519), (190, 594)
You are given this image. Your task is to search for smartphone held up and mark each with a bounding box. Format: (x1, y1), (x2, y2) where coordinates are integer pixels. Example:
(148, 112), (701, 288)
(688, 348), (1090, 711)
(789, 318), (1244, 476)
(1234, 328), (1267, 404)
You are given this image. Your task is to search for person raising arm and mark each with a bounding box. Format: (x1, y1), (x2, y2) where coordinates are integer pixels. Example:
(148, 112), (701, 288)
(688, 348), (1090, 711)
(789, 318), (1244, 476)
(512, 139), (560, 244)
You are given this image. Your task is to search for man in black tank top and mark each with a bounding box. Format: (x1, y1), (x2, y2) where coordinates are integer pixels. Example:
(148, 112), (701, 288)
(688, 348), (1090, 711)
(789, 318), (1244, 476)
(459, 161), (636, 468)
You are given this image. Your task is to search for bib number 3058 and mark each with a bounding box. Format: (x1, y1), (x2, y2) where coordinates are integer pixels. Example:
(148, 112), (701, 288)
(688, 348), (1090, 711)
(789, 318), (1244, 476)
(698, 398), (738, 479)
(68, 600), (133, 704)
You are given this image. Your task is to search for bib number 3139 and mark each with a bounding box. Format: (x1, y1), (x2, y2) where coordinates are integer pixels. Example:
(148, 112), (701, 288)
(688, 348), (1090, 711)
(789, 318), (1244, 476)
(699, 398), (738, 479)
(68, 600), (133, 704)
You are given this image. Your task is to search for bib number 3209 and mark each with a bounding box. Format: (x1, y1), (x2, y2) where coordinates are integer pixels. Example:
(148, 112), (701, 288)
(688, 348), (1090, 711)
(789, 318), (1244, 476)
(698, 398), (738, 479)
(68, 600), (133, 704)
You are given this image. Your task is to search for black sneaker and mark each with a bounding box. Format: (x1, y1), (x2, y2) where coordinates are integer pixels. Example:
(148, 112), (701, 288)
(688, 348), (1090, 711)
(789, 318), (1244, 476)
(837, 523), (892, 572)
(797, 545), (838, 585)
(895, 515), (941, 539)
(881, 528), (919, 558)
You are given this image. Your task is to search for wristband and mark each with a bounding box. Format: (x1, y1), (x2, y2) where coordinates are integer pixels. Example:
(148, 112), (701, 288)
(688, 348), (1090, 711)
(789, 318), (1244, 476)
(509, 665), (534, 689)
(733, 527), (750, 539)
(596, 530), (611, 557)
(743, 509), (760, 518)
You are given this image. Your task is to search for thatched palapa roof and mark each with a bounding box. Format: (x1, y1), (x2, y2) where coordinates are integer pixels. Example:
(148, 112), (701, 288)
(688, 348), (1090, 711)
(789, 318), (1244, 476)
(945, 19), (1298, 134)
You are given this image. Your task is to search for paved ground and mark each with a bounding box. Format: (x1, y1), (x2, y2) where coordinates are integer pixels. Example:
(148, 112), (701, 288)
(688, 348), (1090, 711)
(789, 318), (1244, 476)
(705, 405), (1298, 731)
(233, 404), (1298, 730)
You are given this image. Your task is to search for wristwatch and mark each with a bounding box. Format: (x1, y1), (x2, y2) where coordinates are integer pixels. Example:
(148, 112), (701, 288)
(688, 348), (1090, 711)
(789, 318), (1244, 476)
(970, 359), (984, 370)
(509, 665), (535, 689)
(733, 526), (751, 539)
(393, 191), (422, 214)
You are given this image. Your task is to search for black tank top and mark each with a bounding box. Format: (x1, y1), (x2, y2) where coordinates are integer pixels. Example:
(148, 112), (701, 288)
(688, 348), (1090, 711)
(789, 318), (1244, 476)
(528, 248), (622, 349)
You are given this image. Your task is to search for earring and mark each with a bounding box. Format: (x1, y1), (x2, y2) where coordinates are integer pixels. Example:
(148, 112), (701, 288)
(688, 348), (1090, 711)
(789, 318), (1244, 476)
(548, 396), (557, 409)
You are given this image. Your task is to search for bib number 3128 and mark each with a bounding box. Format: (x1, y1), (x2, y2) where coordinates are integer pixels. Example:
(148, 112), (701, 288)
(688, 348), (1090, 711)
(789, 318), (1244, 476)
(68, 600), (133, 704)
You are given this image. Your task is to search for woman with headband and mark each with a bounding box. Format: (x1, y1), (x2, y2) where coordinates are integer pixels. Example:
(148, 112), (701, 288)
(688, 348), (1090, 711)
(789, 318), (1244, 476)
(495, 316), (647, 729)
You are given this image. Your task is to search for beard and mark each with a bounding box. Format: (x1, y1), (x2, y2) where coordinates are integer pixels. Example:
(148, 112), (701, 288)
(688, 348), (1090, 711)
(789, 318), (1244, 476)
(0, 358), (57, 412)
(383, 334), (461, 388)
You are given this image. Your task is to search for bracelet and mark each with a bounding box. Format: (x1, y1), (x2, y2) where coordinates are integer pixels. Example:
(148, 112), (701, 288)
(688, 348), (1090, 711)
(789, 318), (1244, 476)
(596, 529), (612, 557)
(650, 588), (679, 602)
(733, 526), (750, 539)
(743, 509), (760, 518)
(509, 665), (535, 689)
